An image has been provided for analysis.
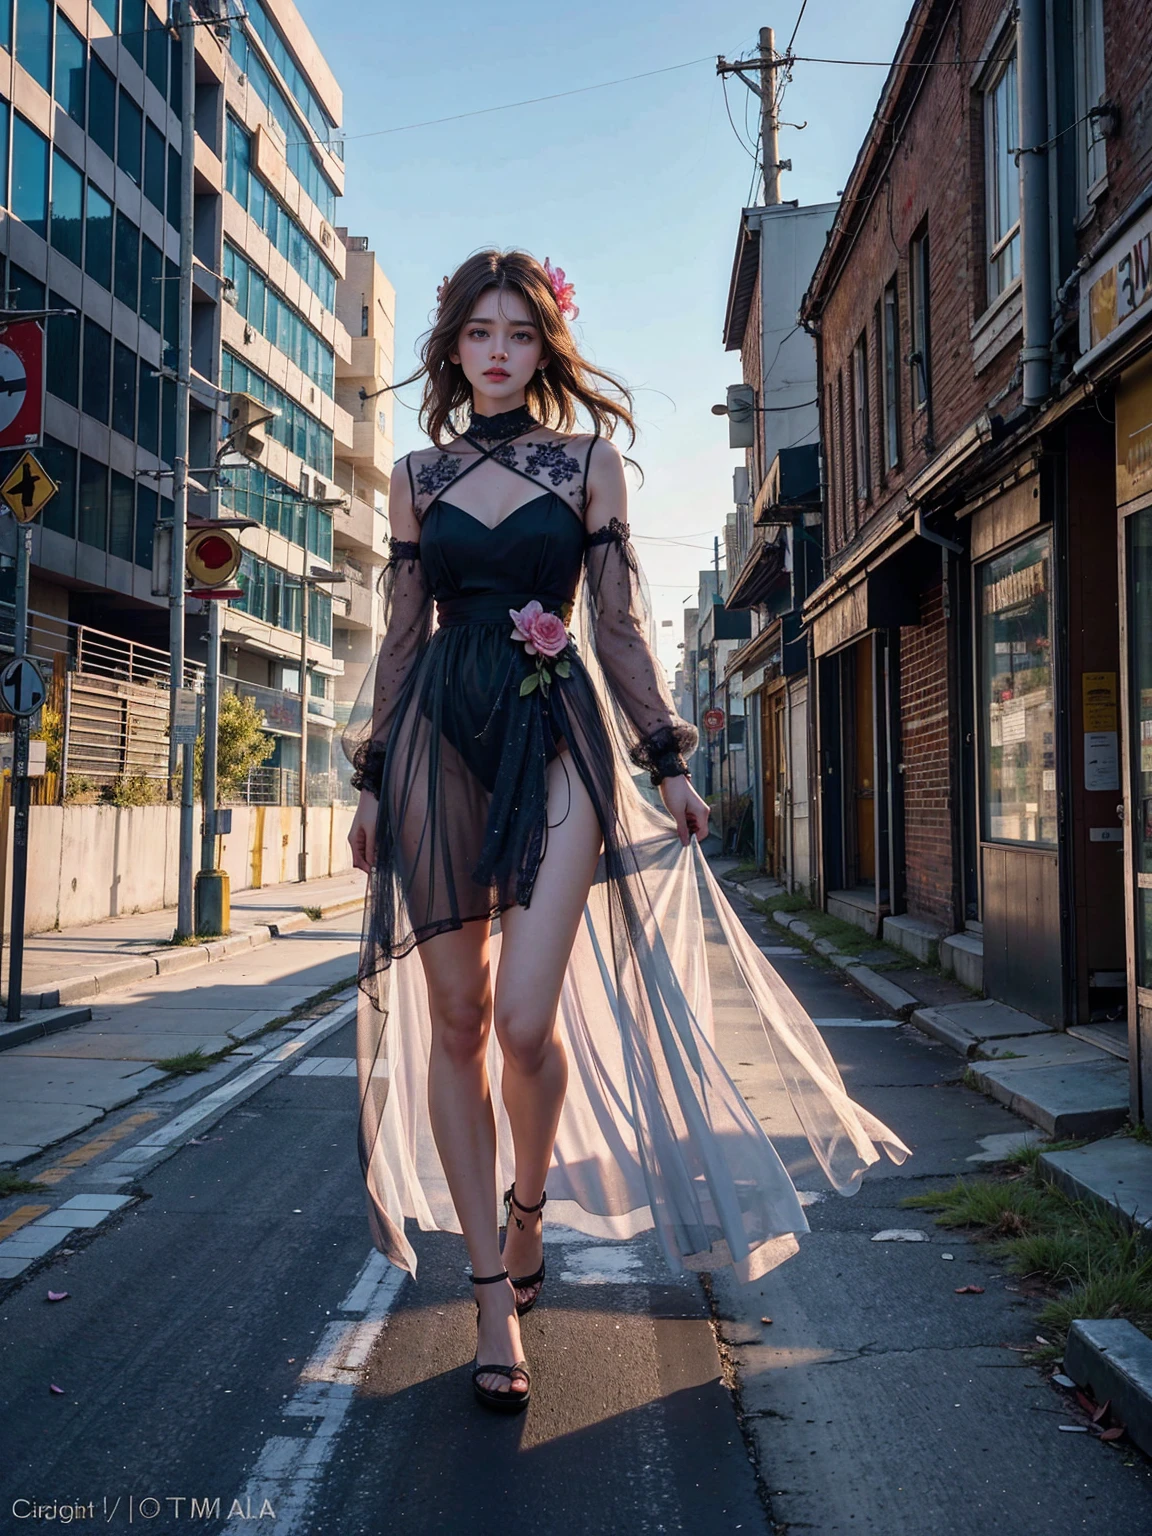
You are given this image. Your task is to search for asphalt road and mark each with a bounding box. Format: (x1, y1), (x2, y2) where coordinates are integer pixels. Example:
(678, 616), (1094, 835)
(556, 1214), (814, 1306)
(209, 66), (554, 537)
(2, 876), (1151, 1536)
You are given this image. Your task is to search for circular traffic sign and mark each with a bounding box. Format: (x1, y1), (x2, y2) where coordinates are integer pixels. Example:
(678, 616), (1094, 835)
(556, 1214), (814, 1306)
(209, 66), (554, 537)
(0, 656), (46, 718)
(703, 707), (725, 732)
(0, 344), (28, 433)
(187, 527), (242, 587)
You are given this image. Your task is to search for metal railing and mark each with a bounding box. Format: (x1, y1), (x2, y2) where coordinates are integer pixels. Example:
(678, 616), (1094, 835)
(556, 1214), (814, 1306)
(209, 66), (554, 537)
(0, 603), (204, 689)
(231, 766), (300, 805)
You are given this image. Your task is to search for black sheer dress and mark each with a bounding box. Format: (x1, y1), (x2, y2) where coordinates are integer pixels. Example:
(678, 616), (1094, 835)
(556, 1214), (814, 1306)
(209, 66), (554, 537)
(342, 407), (909, 1281)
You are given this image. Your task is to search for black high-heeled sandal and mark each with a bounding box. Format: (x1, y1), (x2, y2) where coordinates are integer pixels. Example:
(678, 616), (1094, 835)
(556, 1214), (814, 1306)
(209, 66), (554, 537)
(470, 1268), (531, 1413)
(502, 1183), (547, 1316)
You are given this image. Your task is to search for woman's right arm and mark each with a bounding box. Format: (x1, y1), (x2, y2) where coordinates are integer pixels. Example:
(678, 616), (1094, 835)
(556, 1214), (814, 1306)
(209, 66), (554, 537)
(347, 459), (432, 872)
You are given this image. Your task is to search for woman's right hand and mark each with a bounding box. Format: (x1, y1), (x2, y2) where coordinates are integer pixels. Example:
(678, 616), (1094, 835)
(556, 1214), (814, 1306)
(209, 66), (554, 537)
(349, 788), (379, 874)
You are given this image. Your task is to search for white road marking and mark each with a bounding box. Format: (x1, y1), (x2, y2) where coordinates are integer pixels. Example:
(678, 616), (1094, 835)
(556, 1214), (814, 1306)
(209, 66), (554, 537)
(234, 1249), (405, 1535)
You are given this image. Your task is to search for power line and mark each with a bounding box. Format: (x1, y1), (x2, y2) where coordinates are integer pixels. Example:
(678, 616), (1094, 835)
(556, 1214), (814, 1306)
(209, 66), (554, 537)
(305, 55), (716, 146)
(785, 0), (810, 57)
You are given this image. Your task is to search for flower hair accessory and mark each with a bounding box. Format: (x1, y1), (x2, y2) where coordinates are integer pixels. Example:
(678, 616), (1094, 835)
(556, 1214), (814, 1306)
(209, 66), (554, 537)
(543, 258), (579, 321)
(510, 600), (572, 695)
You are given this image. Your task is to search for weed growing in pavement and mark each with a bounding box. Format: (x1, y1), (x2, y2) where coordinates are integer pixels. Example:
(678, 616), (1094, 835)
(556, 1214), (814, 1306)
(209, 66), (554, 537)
(899, 1152), (1152, 1348)
(0, 1168), (49, 1196)
(1119, 1119), (1152, 1146)
(154, 1046), (232, 1075)
(302, 906), (323, 920)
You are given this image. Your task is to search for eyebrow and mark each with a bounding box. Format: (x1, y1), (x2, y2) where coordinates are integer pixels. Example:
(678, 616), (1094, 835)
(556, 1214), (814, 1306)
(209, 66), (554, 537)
(466, 315), (537, 327)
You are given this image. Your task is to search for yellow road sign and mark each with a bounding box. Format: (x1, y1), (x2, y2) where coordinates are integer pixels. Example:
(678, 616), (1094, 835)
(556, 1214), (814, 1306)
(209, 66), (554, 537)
(0, 451), (58, 523)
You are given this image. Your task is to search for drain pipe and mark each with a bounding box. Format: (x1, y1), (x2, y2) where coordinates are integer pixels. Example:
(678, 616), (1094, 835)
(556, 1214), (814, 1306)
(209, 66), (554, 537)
(1018, 0), (1051, 405)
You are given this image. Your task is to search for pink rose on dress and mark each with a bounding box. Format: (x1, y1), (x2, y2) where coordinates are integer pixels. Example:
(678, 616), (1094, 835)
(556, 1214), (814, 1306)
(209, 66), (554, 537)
(509, 600), (569, 658)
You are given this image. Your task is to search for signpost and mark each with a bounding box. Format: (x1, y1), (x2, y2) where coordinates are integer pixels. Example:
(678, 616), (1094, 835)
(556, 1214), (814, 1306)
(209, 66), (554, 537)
(0, 322), (45, 451)
(1, 445), (55, 1020)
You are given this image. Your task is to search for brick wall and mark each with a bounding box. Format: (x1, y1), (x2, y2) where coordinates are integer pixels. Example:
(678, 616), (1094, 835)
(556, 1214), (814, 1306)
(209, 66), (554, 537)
(899, 581), (955, 928)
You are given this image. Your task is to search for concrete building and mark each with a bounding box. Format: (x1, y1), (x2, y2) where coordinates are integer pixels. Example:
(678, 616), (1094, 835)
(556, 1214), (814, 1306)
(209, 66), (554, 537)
(0, 0), (392, 804)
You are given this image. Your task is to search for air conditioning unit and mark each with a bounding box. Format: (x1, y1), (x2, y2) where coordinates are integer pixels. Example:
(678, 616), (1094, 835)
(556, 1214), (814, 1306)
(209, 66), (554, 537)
(227, 392), (273, 460)
(726, 384), (755, 449)
(319, 224), (333, 249)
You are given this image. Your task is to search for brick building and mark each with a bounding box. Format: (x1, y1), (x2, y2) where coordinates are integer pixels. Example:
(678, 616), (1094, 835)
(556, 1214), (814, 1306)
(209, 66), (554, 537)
(801, 0), (1152, 1064)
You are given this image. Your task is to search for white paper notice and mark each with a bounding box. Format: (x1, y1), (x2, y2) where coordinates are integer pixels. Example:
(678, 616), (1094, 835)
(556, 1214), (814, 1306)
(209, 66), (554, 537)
(1084, 731), (1119, 791)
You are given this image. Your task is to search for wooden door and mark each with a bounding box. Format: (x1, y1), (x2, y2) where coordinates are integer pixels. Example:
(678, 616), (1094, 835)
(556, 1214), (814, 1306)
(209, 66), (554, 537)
(854, 635), (876, 883)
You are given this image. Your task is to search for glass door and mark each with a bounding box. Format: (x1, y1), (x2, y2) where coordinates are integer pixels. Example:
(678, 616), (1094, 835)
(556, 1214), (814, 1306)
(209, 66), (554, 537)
(1124, 503), (1152, 1124)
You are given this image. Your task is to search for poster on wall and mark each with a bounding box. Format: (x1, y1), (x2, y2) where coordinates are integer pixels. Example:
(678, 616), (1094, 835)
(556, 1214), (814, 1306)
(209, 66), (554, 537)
(1084, 730), (1120, 792)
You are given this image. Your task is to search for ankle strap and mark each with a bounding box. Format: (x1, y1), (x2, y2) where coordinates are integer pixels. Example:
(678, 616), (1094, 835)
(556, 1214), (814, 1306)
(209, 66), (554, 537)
(506, 1183), (547, 1215)
(470, 1268), (510, 1285)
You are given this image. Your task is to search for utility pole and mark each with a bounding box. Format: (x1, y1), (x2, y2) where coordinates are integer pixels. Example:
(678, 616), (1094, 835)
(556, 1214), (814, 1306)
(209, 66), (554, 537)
(168, 0), (199, 939)
(717, 25), (786, 205)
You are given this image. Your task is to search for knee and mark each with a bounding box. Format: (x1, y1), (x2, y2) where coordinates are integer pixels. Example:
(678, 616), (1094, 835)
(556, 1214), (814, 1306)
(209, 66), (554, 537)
(495, 1001), (555, 1076)
(432, 996), (489, 1067)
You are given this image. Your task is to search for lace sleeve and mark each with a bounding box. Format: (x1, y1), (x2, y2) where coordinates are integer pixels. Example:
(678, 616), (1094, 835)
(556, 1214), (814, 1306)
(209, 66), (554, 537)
(582, 518), (698, 785)
(340, 532), (433, 796)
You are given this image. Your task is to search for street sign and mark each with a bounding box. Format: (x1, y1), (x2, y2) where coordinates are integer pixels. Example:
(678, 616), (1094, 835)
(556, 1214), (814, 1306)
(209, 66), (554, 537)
(0, 736), (46, 775)
(703, 707), (726, 732)
(186, 527), (242, 587)
(172, 687), (200, 745)
(0, 322), (44, 449)
(0, 656), (46, 718)
(0, 451), (58, 522)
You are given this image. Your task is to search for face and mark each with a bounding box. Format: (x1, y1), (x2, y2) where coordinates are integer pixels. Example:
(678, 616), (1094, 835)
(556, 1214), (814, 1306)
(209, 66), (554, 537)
(450, 285), (545, 410)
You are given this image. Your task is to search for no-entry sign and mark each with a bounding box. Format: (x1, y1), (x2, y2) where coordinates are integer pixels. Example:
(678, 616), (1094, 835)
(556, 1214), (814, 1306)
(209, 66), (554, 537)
(0, 323), (44, 450)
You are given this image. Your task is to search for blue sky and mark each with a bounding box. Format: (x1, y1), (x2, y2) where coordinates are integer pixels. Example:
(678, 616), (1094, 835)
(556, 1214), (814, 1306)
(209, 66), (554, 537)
(294, 0), (912, 672)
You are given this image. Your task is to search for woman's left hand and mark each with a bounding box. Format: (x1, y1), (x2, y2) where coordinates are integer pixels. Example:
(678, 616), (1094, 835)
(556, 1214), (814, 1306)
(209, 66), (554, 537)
(659, 774), (710, 847)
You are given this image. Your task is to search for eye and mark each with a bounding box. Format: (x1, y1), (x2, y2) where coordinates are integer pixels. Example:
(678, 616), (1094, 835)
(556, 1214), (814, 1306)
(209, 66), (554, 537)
(512, 330), (534, 342)
(466, 326), (488, 339)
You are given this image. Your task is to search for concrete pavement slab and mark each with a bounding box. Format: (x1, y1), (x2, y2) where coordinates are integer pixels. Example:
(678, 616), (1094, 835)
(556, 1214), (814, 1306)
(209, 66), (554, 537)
(912, 999), (1054, 1056)
(970, 1056), (1130, 1136)
(1039, 1136), (1152, 1235)
(1065, 1319), (1152, 1459)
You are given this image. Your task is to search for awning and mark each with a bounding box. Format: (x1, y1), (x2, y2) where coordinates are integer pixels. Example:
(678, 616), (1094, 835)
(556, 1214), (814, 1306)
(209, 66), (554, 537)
(725, 536), (786, 610)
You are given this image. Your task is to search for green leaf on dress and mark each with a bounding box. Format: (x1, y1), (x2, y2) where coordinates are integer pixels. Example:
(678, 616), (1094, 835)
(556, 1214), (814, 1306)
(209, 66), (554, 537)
(519, 673), (539, 696)
(554, 659), (571, 678)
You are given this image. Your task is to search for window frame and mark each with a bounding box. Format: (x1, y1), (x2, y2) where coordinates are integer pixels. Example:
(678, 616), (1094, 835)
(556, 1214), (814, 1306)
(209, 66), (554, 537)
(1073, 0), (1107, 208)
(909, 226), (931, 414)
(852, 328), (871, 506)
(880, 279), (901, 473)
(982, 48), (1021, 305)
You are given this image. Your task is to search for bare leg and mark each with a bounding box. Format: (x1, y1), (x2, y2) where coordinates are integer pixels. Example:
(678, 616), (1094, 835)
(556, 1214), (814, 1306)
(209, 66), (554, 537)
(415, 919), (523, 1396)
(495, 751), (604, 1301)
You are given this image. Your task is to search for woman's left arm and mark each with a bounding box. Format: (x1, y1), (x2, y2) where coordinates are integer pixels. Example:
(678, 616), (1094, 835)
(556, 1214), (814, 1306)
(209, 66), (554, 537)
(581, 438), (710, 847)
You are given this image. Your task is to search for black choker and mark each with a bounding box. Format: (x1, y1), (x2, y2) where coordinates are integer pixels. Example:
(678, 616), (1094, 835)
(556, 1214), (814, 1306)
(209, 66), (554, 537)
(465, 405), (538, 444)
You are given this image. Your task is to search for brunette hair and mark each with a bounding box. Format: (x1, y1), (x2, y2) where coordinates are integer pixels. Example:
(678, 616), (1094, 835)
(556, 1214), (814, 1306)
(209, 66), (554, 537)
(411, 249), (637, 448)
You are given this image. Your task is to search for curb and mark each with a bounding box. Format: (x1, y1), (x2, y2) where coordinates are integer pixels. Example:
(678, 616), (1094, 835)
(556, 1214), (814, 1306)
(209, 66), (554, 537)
(1064, 1319), (1152, 1459)
(0, 898), (365, 1047)
(0, 991), (359, 1284)
(767, 910), (916, 1018)
(0, 1005), (94, 1052)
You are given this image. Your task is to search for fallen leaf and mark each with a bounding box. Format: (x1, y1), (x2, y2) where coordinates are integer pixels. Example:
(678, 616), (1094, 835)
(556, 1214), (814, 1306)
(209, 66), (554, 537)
(1051, 1373), (1076, 1390)
(760, 1316), (773, 1325)
(49, 1383), (64, 1395)
(1091, 1399), (1111, 1425)
(1100, 1426), (1126, 1442)
(870, 1229), (929, 1242)
(954, 1285), (985, 1294)
(1076, 1390), (1097, 1417)
(1059, 1425), (1089, 1433)
(1036, 1335), (1051, 1345)
(940, 1253), (955, 1261)
(1001, 1343), (1033, 1352)
(46, 1291), (69, 1303)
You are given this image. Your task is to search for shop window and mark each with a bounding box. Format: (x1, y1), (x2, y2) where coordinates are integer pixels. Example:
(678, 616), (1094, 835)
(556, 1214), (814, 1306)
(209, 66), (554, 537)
(979, 530), (1056, 846)
(84, 182), (113, 288)
(15, 0), (51, 92)
(53, 13), (86, 125)
(1127, 507), (1152, 985)
(82, 318), (112, 425)
(11, 113), (48, 237)
(49, 149), (83, 267)
(88, 58), (116, 160)
(983, 50), (1021, 302)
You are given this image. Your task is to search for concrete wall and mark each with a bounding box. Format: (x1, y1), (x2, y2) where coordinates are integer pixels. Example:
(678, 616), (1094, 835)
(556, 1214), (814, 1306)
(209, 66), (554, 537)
(2, 804), (357, 937)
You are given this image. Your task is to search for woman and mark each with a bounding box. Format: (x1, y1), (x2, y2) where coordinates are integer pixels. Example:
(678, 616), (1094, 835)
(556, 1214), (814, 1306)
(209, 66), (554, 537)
(344, 249), (909, 1414)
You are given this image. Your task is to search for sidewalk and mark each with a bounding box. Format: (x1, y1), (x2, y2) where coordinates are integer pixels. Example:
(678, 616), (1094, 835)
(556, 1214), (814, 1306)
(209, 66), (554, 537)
(0, 869), (366, 1032)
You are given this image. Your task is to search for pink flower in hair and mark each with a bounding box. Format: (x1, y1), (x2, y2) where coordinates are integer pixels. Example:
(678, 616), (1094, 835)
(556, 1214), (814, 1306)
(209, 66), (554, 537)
(509, 600), (569, 658)
(543, 258), (579, 321)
